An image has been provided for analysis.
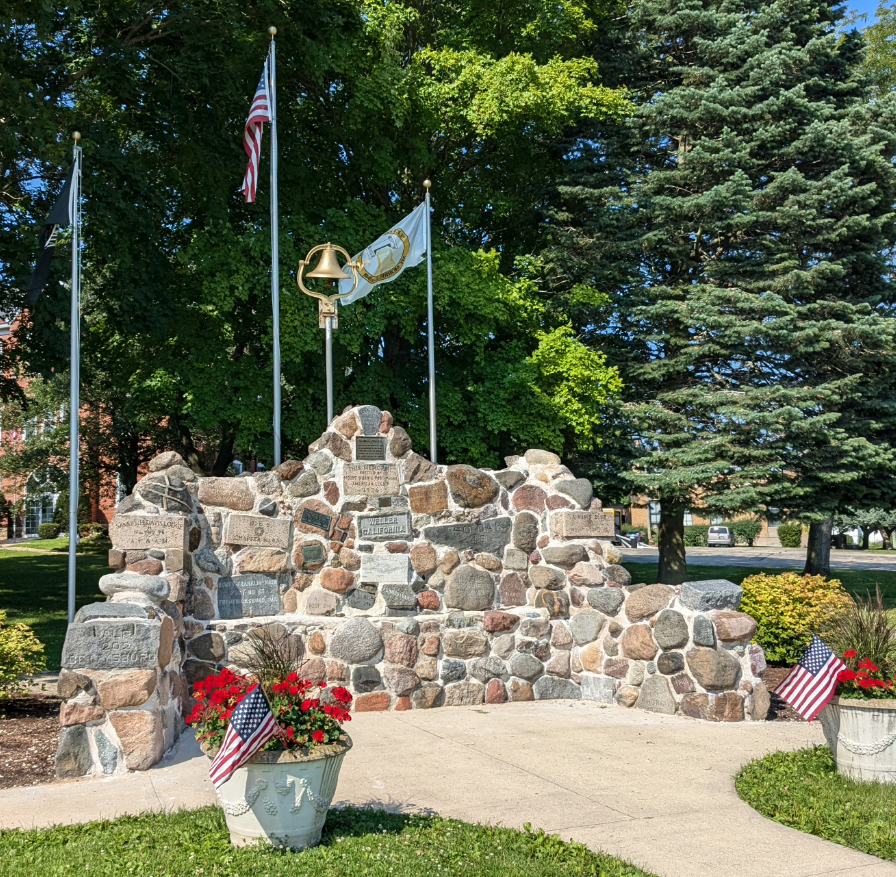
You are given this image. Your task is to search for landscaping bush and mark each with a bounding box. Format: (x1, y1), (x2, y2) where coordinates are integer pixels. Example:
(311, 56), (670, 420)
(777, 522), (803, 547)
(739, 572), (853, 663)
(683, 525), (709, 546)
(0, 609), (45, 697)
(78, 522), (106, 540)
(728, 519), (762, 546)
(36, 522), (60, 539)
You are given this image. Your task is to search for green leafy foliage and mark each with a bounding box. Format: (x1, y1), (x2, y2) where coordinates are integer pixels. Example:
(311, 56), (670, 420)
(727, 520), (762, 547)
(777, 523), (804, 549)
(0, 609), (45, 697)
(739, 572), (853, 663)
(0, 806), (655, 877)
(35, 523), (59, 539)
(683, 525), (709, 547)
(736, 746), (896, 861)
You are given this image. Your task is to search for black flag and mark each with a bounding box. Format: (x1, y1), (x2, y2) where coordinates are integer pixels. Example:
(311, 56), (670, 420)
(28, 165), (74, 303)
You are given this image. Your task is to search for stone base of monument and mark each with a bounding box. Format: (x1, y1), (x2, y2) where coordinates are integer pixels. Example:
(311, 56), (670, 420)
(819, 697), (896, 783)
(55, 405), (770, 776)
(205, 736), (351, 848)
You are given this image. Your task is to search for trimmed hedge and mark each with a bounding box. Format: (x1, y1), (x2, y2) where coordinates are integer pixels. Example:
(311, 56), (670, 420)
(36, 522), (61, 539)
(778, 522), (803, 547)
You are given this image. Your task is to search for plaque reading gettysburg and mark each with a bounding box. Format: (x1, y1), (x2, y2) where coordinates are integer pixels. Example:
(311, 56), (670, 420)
(61, 620), (161, 670)
(355, 436), (387, 461)
(357, 511), (412, 541)
(216, 574), (280, 619)
(300, 507), (333, 534)
(224, 514), (291, 548)
(343, 463), (400, 497)
(422, 517), (512, 554)
(360, 553), (411, 584)
(109, 514), (186, 550)
(549, 511), (615, 539)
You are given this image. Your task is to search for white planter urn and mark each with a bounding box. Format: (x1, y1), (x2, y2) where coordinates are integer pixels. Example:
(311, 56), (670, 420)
(209, 735), (352, 848)
(819, 697), (896, 783)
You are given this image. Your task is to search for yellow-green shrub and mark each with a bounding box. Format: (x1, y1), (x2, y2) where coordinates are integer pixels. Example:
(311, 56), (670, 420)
(0, 609), (45, 697)
(739, 573), (852, 663)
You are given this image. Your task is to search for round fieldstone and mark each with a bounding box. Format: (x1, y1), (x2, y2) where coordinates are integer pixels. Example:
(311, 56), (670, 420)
(621, 624), (657, 660)
(445, 464), (499, 508)
(329, 618), (382, 663)
(657, 651), (685, 675)
(352, 666), (382, 693)
(188, 632), (225, 663)
(533, 676), (581, 700)
(509, 651), (544, 680)
(495, 469), (525, 490)
(568, 562), (604, 587)
(692, 614), (716, 647)
(444, 564), (495, 611)
(686, 646), (741, 690)
(390, 427), (413, 457)
(384, 633), (418, 667)
(100, 573), (170, 605)
(512, 512), (539, 553)
(653, 609), (689, 649)
(444, 681), (485, 706)
(499, 572), (528, 607)
(440, 659), (467, 682)
(568, 609), (606, 645)
(540, 545), (589, 569)
(634, 675), (676, 715)
(554, 478), (593, 508)
(289, 470), (320, 498)
(512, 484), (548, 513)
(443, 628), (489, 658)
(410, 542), (438, 576)
(469, 655), (506, 682)
(411, 683), (445, 709)
(383, 666), (419, 696)
(529, 565), (565, 590)
(524, 449), (561, 466)
(625, 584), (673, 621)
(711, 610), (757, 643)
(587, 587), (625, 615)
(534, 590), (570, 618)
(604, 564), (632, 587)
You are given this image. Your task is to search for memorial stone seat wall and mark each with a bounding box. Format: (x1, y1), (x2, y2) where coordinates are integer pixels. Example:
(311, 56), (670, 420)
(55, 404), (770, 777)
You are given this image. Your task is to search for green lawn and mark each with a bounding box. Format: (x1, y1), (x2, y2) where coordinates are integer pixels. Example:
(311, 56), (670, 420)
(5, 536), (110, 553)
(0, 806), (653, 877)
(0, 549), (108, 670)
(736, 746), (896, 861)
(621, 562), (896, 606)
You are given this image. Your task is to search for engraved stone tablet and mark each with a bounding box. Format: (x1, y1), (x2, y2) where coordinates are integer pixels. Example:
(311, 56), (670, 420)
(224, 514), (291, 548)
(301, 543), (325, 564)
(109, 514), (186, 550)
(549, 510), (615, 539)
(360, 553), (411, 584)
(422, 517), (512, 554)
(62, 620), (161, 670)
(408, 480), (449, 514)
(216, 574), (281, 619)
(300, 507), (333, 535)
(343, 463), (400, 496)
(357, 511), (412, 541)
(355, 435), (387, 461)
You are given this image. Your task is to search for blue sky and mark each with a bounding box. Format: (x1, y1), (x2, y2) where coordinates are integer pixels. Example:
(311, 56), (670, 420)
(849, 0), (881, 23)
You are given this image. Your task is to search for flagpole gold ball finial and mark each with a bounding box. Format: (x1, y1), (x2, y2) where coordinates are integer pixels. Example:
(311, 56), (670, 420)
(268, 26), (277, 37)
(73, 132), (81, 142)
(423, 179), (431, 189)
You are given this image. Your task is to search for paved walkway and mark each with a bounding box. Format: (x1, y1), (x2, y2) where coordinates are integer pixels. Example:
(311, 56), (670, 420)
(1, 701), (894, 877)
(620, 545), (896, 572)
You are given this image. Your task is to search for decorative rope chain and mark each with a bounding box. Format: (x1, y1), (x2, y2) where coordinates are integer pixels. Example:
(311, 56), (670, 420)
(219, 779), (268, 816)
(836, 731), (896, 756)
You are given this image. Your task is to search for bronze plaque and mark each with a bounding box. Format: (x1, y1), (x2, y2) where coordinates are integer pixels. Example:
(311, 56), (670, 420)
(301, 543), (325, 564)
(300, 507), (333, 534)
(355, 435), (387, 461)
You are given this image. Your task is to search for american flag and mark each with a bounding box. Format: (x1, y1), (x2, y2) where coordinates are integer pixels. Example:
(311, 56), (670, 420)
(241, 58), (271, 203)
(775, 634), (846, 721)
(209, 685), (277, 788)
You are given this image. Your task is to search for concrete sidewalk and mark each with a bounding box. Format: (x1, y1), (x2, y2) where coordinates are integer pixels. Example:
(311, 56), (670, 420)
(1, 701), (894, 877)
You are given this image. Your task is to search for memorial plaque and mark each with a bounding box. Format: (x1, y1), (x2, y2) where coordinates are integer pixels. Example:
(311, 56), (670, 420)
(360, 553), (411, 584)
(355, 435), (387, 461)
(224, 513), (291, 547)
(216, 574), (281, 619)
(301, 543), (326, 564)
(300, 507), (334, 534)
(109, 514), (186, 550)
(422, 517), (512, 554)
(408, 480), (449, 514)
(549, 510), (615, 539)
(62, 620), (161, 670)
(357, 511), (413, 541)
(343, 463), (400, 497)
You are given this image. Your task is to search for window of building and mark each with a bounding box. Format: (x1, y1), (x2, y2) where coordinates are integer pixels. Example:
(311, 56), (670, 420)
(648, 501), (661, 525)
(683, 509), (693, 527)
(710, 514), (724, 525)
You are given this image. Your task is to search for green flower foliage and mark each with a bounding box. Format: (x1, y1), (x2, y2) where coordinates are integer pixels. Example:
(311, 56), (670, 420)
(0, 609), (45, 698)
(777, 523), (803, 549)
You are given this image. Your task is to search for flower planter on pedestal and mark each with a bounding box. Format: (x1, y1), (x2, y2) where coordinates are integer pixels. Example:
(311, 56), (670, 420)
(819, 697), (896, 783)
(209, 735), (352, 848)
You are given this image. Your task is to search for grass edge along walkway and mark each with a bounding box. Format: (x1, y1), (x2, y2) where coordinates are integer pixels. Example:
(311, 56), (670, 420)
(735, 746), (896, 862)
(0, 805), (655, 877)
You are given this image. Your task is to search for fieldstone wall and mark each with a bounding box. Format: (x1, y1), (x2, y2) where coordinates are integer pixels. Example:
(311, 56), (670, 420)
(56, 404), (770, 777)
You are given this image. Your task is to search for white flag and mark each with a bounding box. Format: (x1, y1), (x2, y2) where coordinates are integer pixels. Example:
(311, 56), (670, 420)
(338, 201), (428, 305)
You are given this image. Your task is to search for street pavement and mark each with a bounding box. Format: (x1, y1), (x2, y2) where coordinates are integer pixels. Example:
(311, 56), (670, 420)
(0, 702), (894, 877)
(619, 545), (896, 572)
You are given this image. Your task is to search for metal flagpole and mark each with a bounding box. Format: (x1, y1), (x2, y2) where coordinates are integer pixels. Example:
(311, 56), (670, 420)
(268, 27), (281, 466)
(68, 132), (82, 625)
(424, 180), (437, 463)
(324, 315), (334, 424)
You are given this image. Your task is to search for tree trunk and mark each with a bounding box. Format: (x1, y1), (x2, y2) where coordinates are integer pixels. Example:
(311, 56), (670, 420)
(862, 526), (872, 550)
(803, 516), (833, 576)
(657, 499), (688, 585)
(882, 526), (892, 551)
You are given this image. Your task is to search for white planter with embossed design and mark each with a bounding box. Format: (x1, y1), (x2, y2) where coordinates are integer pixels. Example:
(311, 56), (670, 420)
(819, 697), (896, 783)
(207, 735), (352, 848)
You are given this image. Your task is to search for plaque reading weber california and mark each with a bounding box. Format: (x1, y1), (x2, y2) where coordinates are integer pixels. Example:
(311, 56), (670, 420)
(357, 511), (413, 541)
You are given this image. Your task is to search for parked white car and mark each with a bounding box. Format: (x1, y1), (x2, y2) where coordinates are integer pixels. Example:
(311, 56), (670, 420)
(707, 525), (735, 547)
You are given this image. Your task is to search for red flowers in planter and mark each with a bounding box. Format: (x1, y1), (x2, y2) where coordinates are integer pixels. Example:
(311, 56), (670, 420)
(186, 668), (352, 752)
(836, 652), (895, 699)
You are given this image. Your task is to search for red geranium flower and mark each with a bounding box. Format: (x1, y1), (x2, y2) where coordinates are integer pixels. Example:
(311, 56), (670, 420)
(844, 649), (857, 658)
(312, 729), (325, 743)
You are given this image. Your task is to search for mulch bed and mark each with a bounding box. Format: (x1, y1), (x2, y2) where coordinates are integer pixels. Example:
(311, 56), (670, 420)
(762, 665), (803, 722)
(0, 694), (63, 789)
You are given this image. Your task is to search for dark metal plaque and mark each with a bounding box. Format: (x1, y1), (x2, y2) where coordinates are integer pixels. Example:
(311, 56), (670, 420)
(355, 435), (387, 461)
(300, 507), (333, 533)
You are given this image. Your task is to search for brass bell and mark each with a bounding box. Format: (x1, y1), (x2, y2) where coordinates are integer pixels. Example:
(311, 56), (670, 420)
(305, 243), (347, 281)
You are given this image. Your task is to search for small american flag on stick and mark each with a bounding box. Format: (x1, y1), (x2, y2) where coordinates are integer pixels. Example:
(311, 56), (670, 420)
(775, 634), (846, 721)
(241, 58), (272, 203)
(209, 685), (277, 788)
